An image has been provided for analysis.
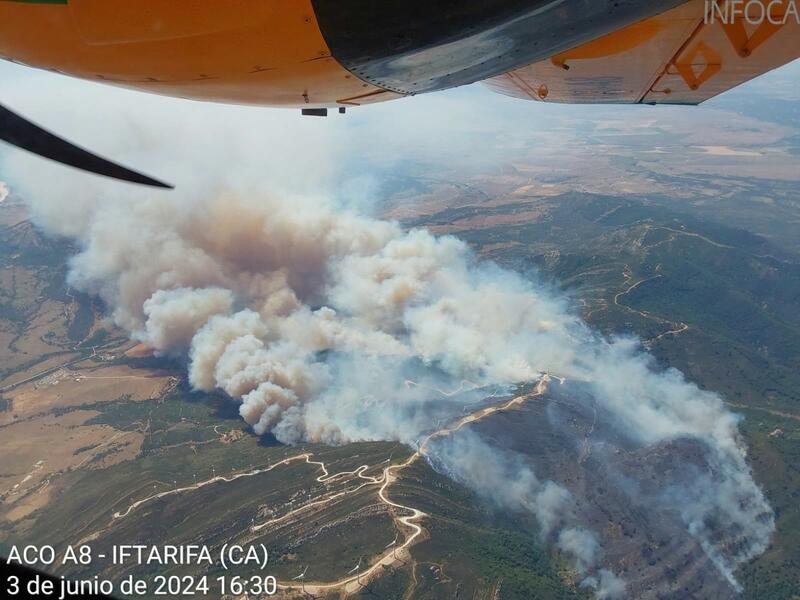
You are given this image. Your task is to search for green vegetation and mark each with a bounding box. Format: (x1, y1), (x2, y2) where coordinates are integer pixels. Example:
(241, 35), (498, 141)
(78, 327), (110, 348)
(5, 434), (402, 599)
(473, 532), (582, 600)
(85, 391), (225, 454)
(737, 409), (800, 600)
(66, 293), (96, 342)
(409, 189), (800, 598)
(393, 461), (584, 599)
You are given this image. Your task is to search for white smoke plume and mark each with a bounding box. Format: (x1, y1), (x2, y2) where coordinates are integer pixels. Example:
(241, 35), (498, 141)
(62, 189), (576, 446)
(0, 64), (773, 592)
(581, 569), (627, 600)
(20, 183), (770, 588)
(429, 430), (574, 537)
(430, 430), (622, 591)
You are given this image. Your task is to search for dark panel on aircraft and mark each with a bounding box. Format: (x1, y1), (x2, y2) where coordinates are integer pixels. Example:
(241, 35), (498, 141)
(311, 0), (688, 94)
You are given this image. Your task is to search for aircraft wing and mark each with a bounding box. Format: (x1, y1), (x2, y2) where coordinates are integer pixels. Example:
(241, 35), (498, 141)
(484, 0), (800, 105)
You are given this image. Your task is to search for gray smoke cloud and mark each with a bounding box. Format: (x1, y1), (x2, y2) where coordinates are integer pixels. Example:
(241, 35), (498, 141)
(582, 569), (628, 599)
(0, 65), (773, 593)
(429, 430), (572, 537)
(430, 430), (622, 593)
(12, 181), (771, 589)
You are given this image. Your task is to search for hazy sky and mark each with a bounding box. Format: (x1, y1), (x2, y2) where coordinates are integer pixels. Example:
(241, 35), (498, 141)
(1, 55), (797, 139)
(0, 56), (798, 198)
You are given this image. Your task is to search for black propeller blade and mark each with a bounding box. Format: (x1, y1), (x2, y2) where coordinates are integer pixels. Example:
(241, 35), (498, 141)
(0, 103), (173, 189)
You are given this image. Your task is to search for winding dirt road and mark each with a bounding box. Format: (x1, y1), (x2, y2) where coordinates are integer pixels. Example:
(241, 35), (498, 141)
(288, 375), (553, 596)
(614, 265), (689, 347)
(99, 376), (554, 596)
(112, 453), (312, 520)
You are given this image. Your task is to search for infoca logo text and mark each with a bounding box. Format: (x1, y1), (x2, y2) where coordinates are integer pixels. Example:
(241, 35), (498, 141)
(705, 0), (800, 24)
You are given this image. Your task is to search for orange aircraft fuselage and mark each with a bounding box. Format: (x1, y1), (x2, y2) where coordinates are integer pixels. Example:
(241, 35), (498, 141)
(1, 0), (798, 187)
(0, 0), (692, 109)
(0, 0), (400, 108)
